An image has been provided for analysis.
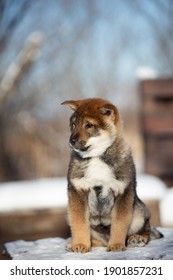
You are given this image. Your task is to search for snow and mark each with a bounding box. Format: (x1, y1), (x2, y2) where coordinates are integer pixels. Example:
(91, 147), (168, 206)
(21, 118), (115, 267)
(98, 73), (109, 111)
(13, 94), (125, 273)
(160, 188), (173, 226)
(0, 177), (67, 212)
(136, 174), (167, 201)
(0, 174), (172, 226)
(4, 228), (173, 260)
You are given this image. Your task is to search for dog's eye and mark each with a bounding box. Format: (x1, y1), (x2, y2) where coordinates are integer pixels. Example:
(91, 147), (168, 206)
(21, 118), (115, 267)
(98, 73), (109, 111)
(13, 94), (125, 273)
(85, 123), (93, 129)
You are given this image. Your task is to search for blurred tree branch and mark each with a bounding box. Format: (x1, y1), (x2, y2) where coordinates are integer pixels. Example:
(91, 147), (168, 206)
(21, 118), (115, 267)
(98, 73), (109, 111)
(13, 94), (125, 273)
(0, 31), (43, 111)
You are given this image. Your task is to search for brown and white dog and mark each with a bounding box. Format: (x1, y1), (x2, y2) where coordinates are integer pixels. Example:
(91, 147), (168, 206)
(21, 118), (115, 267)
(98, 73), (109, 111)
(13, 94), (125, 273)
(62, 98), (162, 253)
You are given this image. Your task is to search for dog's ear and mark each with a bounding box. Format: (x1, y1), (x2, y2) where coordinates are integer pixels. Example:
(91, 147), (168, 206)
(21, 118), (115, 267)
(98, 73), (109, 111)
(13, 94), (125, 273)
(100, 107), (112, 116)
(100, 103), (121, 127)
(61, 100), (81, 111)
(100, 104), (118, 117)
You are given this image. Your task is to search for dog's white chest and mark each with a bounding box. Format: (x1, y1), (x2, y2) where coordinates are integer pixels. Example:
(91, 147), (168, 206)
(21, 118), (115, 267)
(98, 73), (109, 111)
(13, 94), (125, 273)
(85, 158), (114, 191)
(71, 157), (126, 196)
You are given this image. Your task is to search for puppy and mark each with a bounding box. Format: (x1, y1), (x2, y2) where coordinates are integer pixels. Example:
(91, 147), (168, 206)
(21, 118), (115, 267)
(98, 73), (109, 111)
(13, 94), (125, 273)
(62, 98), (163, 253)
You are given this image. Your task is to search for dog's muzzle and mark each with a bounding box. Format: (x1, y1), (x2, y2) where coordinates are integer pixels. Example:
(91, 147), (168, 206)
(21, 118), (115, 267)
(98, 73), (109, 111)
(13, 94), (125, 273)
(69, 136), (90, 152)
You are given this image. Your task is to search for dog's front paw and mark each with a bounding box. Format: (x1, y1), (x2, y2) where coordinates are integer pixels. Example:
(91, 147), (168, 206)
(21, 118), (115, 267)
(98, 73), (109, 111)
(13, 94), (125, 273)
(107, 243), (125, 252)
(71, 243), (90, 253)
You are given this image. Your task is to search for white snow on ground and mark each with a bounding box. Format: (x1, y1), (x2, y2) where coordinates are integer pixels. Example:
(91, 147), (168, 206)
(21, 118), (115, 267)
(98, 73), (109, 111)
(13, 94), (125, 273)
(5, 228), (173, 260)
(0, 174), (172, 226)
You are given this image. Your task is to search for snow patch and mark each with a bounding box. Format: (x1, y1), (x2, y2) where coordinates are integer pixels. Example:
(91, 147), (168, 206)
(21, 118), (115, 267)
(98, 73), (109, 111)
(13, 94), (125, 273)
(160, 188), (173, 226)
(137, 174), (167, 201)
(5, 228), (173, 260)
(0, 177), (67, 212)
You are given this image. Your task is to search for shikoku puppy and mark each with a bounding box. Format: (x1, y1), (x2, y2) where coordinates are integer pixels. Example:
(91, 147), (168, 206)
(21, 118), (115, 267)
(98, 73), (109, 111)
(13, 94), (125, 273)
(62, 98), (163, 253)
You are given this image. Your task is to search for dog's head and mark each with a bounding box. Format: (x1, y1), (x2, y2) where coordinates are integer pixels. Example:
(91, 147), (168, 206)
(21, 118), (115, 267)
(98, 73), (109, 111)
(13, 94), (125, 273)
(62, 98), (122, 158)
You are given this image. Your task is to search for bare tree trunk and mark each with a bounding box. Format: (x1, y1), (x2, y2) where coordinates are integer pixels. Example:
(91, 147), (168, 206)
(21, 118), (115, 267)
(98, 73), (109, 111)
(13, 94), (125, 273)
(0, 31), (43, 111)
(0, 31), (43, 181)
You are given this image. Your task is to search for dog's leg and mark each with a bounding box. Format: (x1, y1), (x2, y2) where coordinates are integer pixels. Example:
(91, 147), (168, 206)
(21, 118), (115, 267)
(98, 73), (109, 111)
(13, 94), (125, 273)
(68, 189), (90, 253)
(107, 191), (133, 252)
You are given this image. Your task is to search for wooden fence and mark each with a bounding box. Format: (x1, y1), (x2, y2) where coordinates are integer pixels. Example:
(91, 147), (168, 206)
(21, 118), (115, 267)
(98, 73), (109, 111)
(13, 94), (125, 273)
(140, 78), (173, 187)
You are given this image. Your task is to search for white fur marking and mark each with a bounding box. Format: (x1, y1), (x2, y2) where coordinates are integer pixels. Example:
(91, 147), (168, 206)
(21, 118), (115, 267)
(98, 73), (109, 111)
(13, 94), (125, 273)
(72, 157), (127, 196)
(128, 210), (144, 235)
(78, 130), (116, 158)
(71, 178), (90, 191)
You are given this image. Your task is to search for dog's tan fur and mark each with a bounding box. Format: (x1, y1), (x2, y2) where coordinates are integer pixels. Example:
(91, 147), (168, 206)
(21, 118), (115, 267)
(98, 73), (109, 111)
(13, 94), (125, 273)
(62, 98), (162, 253)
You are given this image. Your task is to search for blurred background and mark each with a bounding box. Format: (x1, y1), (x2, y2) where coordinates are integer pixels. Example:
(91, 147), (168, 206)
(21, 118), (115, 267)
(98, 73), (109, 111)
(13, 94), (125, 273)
(0, 0), (173, 259)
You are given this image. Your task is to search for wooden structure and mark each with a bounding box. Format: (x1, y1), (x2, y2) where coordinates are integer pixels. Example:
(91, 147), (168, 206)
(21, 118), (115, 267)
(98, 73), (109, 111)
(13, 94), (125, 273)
(140, 78), (173, 187)
(0, 207), (70, 259)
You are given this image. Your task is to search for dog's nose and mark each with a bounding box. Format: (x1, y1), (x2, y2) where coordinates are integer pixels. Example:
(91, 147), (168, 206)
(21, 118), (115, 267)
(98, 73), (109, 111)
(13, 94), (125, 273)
(70, 136), (76, 146)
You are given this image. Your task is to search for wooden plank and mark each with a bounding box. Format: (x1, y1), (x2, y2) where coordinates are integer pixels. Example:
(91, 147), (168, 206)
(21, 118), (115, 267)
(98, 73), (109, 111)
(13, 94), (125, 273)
(144, 136), (173, 186)
(140, 78), (173, 186)
(144, 136), (173, 170)
(0, 207), (70, 243)
(141, 78), (173, 98)
(142, 98), (173, 115)
(142, 117), (173, 135)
